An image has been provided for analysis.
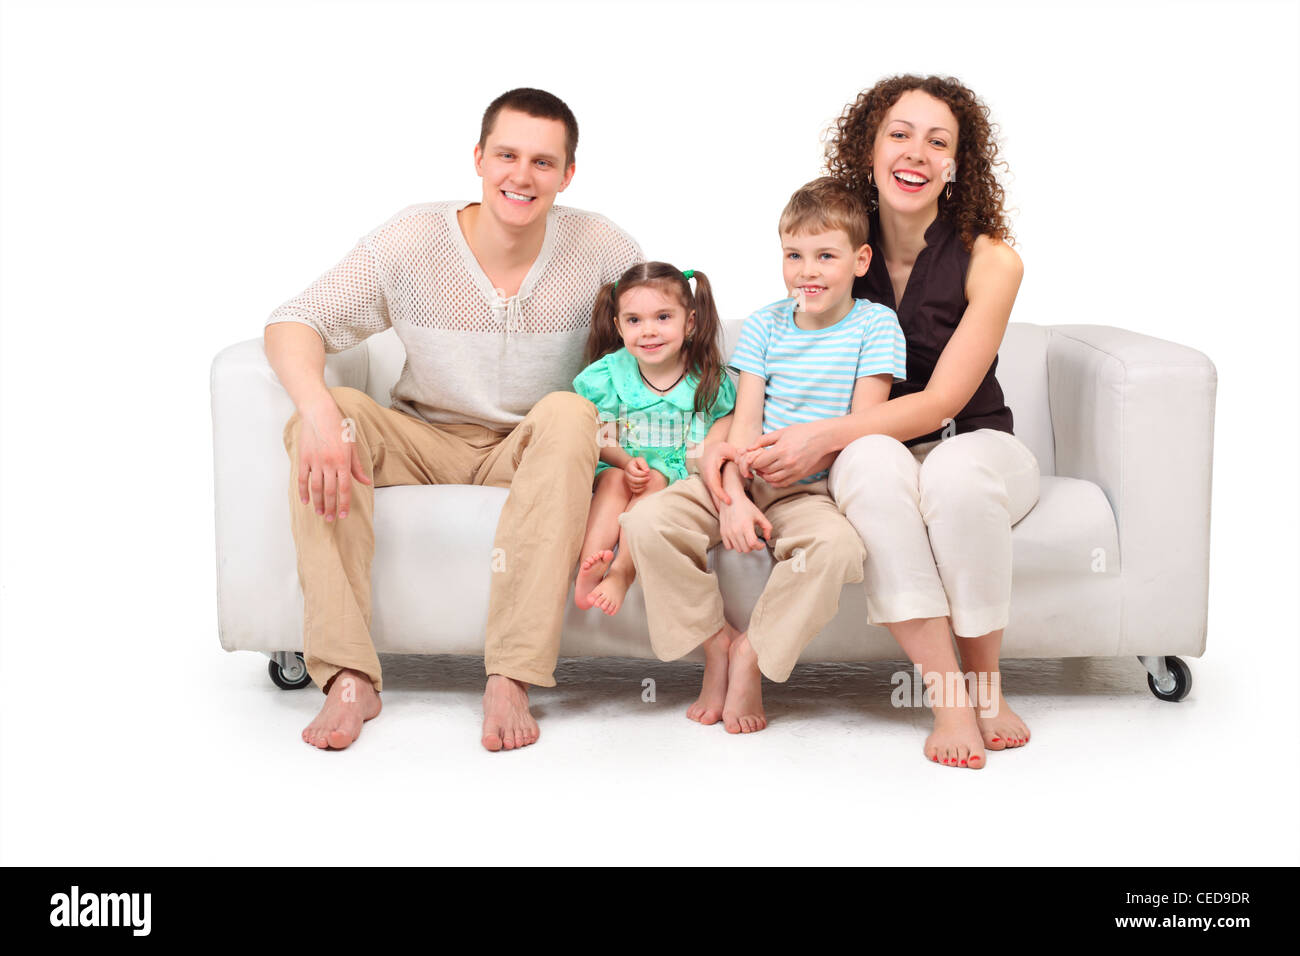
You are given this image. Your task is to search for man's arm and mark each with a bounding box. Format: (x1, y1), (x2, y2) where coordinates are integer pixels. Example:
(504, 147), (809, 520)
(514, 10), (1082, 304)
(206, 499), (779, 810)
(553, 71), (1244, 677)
(263, 233), (394, 522)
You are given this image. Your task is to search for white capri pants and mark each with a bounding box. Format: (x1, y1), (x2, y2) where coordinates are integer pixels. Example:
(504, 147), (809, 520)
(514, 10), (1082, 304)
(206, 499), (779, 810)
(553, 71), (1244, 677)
(828, 429), (1040, 637)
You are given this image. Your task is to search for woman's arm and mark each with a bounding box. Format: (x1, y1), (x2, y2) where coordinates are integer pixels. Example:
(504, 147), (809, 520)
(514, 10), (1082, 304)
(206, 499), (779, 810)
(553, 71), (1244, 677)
(748, 239), (1024, 483)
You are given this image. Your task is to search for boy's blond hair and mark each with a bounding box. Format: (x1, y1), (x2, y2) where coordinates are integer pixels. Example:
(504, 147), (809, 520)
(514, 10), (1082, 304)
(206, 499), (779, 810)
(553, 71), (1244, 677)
(778, 177), (871, 249)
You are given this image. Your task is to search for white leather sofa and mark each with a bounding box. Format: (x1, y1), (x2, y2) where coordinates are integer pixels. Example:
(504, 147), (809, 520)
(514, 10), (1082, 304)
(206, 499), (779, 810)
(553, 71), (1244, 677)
(211, 321), (1217, 700)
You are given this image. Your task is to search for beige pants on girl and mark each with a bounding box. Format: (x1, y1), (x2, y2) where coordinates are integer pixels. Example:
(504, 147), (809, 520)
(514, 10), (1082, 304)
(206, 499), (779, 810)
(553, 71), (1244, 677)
(619, 475), (866, 682)
(828, 429), (1040, 637)
(283, 386), (598, 693)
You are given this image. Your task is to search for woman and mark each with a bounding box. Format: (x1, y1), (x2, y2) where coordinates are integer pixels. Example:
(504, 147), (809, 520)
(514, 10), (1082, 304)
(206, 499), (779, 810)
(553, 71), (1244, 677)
(704, 75), (1038, 770)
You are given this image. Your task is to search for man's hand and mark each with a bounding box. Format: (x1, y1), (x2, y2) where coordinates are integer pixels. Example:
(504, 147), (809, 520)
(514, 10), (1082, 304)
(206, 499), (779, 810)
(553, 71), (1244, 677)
(745, 420), (831, 488)
(624, 456), (653, 495)
(297, 399), (373, 522)
(719, 496), (773, 553)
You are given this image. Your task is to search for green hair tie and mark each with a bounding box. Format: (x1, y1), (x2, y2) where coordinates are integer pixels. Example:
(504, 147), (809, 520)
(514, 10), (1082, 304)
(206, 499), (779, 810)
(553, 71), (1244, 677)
(683, 269), (695, 280)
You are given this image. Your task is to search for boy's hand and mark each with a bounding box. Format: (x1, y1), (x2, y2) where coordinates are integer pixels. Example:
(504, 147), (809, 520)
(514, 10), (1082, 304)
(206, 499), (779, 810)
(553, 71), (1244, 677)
(700, 441), (744, 505)
(624, 457), (653, 494)
(737, 447), (763, 479)
(720, 496), (773, 553)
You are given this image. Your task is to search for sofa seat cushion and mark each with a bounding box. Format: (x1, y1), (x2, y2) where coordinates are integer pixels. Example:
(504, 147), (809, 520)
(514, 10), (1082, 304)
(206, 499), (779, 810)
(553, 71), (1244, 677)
(366, 474), (1119, 660)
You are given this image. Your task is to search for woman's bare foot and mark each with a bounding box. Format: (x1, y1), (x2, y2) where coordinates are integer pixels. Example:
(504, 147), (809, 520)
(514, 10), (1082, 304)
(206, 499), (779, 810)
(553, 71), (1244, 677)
(922, 674), (985, 769)
(481, 675), (539, 752)
(574, 549), (614, 610)
(722, 632), (766, 734)
(302, 669), (382, 750)
(588, 563), (633, 616)
(973, 678), (1030, 750)
(687, 622), (737, 724)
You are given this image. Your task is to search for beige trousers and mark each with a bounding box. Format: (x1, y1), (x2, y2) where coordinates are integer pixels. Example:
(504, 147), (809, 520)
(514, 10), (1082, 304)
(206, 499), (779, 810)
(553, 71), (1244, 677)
(619, 475), (865, 682)
(828, 429), (1040, 637)
(283, 386), (598, 693)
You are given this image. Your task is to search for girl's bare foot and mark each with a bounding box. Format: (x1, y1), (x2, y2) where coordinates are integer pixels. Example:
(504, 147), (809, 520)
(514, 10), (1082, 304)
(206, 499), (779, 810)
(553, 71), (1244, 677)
(574, 549), (613, 610)
(687, 622), (737, 724)
(922, 674), (985, 769)
(722, 632), (766, 734)
(588, 563), (633, 616)
(302, 669), (382, 750)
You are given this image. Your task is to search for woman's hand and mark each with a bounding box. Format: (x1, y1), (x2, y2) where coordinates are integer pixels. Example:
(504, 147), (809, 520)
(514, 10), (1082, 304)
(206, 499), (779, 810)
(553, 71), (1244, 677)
(719, 496), (773, 553)
(745, 420), (832, 488)
(699, 441), (746, 505)
(623, 457), (653, 495)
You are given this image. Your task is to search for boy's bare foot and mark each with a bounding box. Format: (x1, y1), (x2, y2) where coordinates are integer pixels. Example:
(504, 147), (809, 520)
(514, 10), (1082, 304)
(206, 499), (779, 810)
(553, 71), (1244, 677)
(722, 632), (766, 734)
(588, 563), (633, 616)
(574, 549), (613, 610)
(922, 675), (986, 769)
(481, 675), (539, 751)
(302, 669), (382, 750)
(687, 622), (737, 724)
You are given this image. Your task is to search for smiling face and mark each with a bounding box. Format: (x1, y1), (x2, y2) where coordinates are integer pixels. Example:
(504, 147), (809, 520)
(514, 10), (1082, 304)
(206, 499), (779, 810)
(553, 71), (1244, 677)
(871, 89), (960, 215)
(614, 284), (695, 372)
(473, 108), (575, 229)
(781, 228), (871, 327)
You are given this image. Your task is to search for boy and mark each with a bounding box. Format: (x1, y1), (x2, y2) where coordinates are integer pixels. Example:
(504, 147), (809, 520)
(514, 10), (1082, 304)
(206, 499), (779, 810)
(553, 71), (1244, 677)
(620, 177), (906, 733)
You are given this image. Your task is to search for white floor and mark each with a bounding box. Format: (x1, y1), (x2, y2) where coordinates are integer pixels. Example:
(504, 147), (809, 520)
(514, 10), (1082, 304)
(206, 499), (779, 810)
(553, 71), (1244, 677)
(4, 638), (1295, 866)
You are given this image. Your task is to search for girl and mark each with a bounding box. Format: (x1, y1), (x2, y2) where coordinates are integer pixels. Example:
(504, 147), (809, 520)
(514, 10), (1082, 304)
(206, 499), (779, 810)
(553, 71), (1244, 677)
(572, 262), (736, 615)
(704, 75), (1039, 770)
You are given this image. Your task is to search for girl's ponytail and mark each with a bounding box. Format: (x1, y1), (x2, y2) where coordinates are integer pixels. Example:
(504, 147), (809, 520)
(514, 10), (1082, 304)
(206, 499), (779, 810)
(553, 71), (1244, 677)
(583, 279), (624, 366)
(682, 270), (725, 418)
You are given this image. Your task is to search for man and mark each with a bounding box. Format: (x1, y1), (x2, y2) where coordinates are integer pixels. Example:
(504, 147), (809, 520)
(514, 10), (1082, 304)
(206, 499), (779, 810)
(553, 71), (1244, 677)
(264, 88), (642, 752)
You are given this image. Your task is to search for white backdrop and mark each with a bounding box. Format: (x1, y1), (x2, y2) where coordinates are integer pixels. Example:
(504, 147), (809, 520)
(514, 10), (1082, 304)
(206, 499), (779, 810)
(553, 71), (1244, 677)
(2, 0), (1298, 865)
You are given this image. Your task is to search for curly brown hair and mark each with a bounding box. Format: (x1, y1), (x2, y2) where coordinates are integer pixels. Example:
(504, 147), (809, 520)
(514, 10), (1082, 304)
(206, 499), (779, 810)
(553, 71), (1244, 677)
(583, 262), (726, 419)
(824, 75), (1013, 250)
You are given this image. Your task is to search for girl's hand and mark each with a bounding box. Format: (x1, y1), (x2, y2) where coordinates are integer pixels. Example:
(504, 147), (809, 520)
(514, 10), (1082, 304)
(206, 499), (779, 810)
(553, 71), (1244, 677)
(745, 421), (830, 488)
(719, 497), (773, 553)
(700, 441), (744, 505)
(624, 457), (652, 494)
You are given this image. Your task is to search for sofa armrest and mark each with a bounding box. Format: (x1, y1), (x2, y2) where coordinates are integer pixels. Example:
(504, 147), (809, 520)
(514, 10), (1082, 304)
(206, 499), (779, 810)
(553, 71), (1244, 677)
(209, 337), (369, 651)
(1046, 325), (1217, 656)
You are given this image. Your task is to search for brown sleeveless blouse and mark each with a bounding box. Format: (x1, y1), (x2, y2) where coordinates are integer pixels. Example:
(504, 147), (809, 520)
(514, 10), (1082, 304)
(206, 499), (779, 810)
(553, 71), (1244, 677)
(853, 213), (1014, 447)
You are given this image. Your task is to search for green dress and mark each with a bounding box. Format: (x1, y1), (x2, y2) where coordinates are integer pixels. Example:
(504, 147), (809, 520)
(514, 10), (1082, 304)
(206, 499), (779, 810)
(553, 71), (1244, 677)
(572, 347), (737, 484)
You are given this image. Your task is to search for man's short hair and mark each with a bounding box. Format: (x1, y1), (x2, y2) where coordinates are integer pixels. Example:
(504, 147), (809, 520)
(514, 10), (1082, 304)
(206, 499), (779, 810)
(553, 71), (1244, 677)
(779, 177), (871, 249)
(479, 88), (579, 168)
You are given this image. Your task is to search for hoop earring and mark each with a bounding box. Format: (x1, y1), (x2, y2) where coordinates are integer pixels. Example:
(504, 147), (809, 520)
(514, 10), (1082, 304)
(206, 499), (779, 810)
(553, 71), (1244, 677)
(945, 182), (953, 201)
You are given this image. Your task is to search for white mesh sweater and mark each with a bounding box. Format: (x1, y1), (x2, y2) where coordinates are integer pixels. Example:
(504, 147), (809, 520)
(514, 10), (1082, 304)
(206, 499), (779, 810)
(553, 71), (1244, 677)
(265, 200), (643, 430)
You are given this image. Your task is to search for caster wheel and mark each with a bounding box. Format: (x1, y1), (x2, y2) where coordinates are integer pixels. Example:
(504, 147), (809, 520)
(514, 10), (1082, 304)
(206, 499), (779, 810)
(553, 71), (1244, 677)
(269, 652), (311, 690)
(1147, 656), (1192, 702)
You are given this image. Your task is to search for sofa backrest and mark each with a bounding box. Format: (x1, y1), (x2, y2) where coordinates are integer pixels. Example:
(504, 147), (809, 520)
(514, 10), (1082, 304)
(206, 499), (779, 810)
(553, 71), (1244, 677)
(360, 319), (1055, 475)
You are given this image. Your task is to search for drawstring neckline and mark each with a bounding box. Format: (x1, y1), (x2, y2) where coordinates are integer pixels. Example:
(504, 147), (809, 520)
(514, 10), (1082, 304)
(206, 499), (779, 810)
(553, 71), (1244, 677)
(491, 287), (530, 339)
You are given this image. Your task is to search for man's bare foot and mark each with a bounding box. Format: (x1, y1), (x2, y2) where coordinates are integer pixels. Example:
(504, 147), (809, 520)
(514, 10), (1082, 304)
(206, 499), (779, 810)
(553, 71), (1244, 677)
(722, 632), (766, 734)
(973, 680), (1030, 750)
(687, 622), (737, 725)
(574, 549), (613, 610)
(302, 669), (382, 750)
(923, 678), (986, 769)
(588, 563), (633, 616)
(481, 674), (539, 752)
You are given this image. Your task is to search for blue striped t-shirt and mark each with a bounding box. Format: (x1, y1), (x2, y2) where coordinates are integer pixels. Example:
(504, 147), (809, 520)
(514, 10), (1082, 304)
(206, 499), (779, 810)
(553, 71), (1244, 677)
(727, 297), (907, 481)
